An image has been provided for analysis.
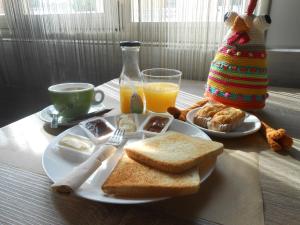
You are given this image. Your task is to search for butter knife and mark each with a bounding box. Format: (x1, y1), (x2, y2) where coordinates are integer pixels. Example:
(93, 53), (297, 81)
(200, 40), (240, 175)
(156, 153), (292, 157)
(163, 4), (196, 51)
(68, 108), (113, 123)
(52, 108), (113, 127)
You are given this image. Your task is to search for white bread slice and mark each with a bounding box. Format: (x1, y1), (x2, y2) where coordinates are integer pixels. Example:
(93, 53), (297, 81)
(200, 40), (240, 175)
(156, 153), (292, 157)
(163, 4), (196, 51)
(125, 131), (223, 173)
(102, 154), (200, 198)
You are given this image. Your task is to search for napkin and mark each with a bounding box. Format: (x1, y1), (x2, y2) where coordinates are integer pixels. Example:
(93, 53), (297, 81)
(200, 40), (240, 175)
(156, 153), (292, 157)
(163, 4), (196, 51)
(51, 145), (116, 193)
(167, 98), (293, 151)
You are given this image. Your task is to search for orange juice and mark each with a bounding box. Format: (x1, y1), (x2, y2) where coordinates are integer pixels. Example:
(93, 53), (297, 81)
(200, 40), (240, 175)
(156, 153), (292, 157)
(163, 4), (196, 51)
(120, 85), (144, 113)
(143, 82), (179, 112)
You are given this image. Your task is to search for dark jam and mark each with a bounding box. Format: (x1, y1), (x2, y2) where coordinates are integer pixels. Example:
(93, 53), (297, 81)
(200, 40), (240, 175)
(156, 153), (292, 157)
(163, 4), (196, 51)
(85, 120), (112, 137)
(144, 116), (169, 133)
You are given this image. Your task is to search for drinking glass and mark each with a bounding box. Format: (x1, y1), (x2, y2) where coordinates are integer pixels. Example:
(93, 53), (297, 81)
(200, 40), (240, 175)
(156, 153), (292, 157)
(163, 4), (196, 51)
(141, 68), (182, 113)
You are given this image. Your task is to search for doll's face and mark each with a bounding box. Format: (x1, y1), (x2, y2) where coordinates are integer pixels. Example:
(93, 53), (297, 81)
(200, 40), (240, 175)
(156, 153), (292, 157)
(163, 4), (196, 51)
(224, 12), (271, 45)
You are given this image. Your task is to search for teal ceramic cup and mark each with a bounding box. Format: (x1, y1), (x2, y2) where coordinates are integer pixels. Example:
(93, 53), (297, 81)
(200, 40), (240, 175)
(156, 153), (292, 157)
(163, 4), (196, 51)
(48, 83), (105, 119)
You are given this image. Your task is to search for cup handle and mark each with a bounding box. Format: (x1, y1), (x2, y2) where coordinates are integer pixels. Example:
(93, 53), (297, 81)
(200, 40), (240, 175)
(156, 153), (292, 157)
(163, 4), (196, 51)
(93, 89), (105, 105)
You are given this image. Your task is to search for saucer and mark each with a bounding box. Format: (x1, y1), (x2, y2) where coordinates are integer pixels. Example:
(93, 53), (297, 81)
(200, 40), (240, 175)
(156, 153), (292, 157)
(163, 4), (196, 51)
(38, 104), (105, 127)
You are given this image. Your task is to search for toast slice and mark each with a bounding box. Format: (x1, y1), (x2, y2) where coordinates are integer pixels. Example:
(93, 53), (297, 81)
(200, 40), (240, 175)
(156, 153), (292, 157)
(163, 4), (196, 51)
(102, 154), (200, 198)
(125, 131), (223, 173)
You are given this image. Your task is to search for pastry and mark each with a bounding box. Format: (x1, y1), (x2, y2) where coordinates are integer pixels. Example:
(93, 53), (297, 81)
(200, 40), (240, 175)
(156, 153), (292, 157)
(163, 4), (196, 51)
(207, 107), (245, 132)
(167, 98), (209, 121)
(193, 103), (227, 128)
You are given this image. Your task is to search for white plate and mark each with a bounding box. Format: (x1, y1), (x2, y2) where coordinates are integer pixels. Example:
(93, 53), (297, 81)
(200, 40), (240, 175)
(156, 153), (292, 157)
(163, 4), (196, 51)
(186, 107), (261, 138)
(42, 114), (215, 204)
(39, 104), (105, 126)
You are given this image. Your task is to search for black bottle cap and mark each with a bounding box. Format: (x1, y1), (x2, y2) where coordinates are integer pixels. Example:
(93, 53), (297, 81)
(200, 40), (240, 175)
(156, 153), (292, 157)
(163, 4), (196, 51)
(120, 41), (141, 47)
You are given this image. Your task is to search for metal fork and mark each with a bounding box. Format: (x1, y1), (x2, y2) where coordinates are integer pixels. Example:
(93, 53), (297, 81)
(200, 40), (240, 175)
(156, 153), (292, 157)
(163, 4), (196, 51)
(106, 128), (125, 146)
(51, 128), (125, 193)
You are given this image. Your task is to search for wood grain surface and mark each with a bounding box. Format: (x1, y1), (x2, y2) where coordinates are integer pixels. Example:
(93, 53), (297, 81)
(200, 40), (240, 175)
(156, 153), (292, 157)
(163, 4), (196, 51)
(0, 79), (299, 225)
(0, 162), (217, 225)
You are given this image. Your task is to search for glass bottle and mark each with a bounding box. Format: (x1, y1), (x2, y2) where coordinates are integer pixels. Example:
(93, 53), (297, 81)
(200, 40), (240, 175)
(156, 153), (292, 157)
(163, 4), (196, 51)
(119, 41), (145, 114)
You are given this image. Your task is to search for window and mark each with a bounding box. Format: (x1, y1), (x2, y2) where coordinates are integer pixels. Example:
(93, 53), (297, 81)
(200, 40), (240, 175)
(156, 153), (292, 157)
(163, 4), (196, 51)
(0, 0), (8, 30)
(27, 0), (104, 15)
(126, 0), (258, 46)
(0, 0), (269, 40)
(0, 0), (4, 15)
(0, 0), (119, 38)
(131, 0), (178, 22)
(22, 0), (118, 35)
(131, 0), (248, 23)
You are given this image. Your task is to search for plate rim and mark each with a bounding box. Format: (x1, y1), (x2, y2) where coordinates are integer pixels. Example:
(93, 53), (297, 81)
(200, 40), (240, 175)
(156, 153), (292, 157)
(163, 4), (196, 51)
(42, 114), (216, 204)
(186, 106), (261, 138)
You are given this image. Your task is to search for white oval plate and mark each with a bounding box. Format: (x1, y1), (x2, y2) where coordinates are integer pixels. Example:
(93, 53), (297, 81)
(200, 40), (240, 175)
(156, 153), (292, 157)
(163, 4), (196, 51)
(42, 114), (215, 204)
(186, 107), (261, 138)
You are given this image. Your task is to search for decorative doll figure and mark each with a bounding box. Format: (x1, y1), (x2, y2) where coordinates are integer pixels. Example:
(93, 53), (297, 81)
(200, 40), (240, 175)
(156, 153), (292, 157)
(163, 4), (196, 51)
(205, 0), (271, 110)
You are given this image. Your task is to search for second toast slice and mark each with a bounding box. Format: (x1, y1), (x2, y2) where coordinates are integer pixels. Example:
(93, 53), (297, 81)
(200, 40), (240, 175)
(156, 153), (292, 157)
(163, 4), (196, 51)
(102, 154), (200, 197)
(125, 131), (223, 173)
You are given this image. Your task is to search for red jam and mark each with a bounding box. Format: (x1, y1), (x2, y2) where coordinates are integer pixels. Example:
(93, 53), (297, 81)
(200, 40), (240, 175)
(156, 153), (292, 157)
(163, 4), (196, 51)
(143, 116), (169, 133)
(85, 120), (112, 137)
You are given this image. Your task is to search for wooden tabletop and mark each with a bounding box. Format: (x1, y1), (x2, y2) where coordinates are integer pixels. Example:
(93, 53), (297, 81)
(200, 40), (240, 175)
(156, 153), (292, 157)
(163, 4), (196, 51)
(0, 79), (299, 225)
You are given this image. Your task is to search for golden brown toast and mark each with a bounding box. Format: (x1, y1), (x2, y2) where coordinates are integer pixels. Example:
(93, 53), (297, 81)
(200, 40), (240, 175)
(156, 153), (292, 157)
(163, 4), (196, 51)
(125, 131), (223, 173)
(102, 154), (200, 198)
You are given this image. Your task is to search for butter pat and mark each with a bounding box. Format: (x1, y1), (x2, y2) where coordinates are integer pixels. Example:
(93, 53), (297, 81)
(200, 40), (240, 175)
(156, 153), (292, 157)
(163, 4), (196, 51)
(58, 134), (95, 155)
(118, 114), (137, 132)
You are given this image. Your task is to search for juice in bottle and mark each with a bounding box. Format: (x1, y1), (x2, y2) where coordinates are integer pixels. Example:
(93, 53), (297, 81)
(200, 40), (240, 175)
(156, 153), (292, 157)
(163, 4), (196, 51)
(119, 41), (144, 114)
(143, 82), (179, 112)
(120, 84), (144, 113)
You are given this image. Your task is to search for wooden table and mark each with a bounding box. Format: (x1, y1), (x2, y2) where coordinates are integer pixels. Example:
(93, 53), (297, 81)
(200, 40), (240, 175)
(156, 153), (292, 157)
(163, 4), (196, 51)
(0, 79), (299, 225)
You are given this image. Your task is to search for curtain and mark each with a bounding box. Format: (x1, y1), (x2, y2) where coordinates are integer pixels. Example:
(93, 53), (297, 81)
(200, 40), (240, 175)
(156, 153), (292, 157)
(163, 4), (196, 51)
(0, 0), (249, 88)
